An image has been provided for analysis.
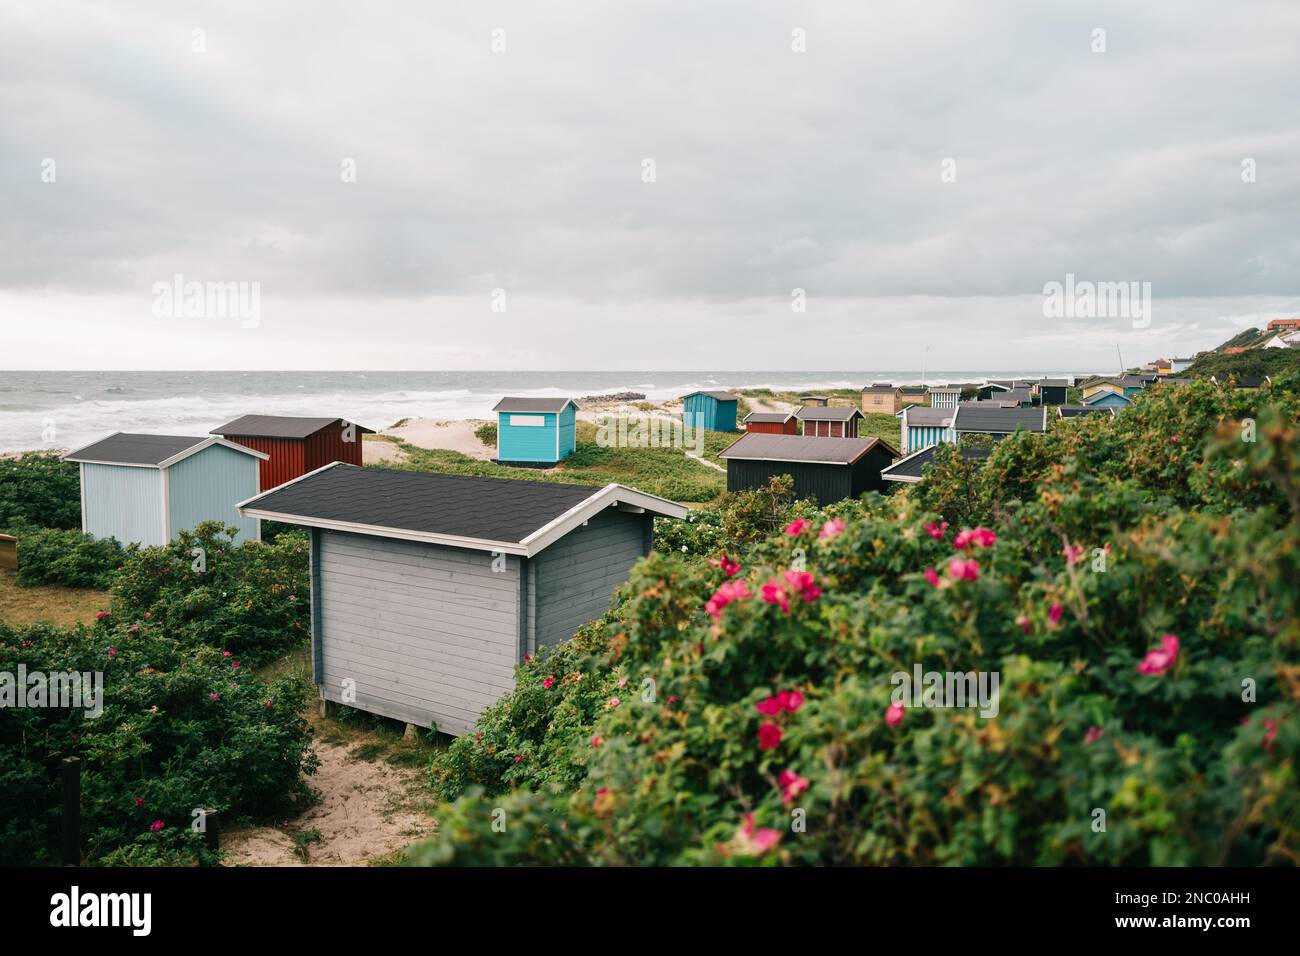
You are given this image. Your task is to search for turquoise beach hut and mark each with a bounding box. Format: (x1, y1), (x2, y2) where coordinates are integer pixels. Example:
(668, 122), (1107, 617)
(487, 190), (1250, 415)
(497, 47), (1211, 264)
(63, 432), (267, 546)
(493, 397), (578, 465)
(1083, 390), (1132, 409)
(681, 390), (739, 432)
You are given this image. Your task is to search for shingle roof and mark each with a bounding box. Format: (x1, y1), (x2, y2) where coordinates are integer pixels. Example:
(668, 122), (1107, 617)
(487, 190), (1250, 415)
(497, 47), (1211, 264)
(211, 414), (374, 440)
(718, 433), (897, 465)
(1057, 405), (1115, 418)
(64, 433), (207, 466)
(743, 412), (795, 424)
(861, 384), (896, 393)
(881, 443), (992, 482)
(795, 405), (862, 422)
(1037, 378), (1069, 388)
(681, 390), (739, 402)
(953, 406), (1047, 434)
(1001, 387), (1034, 404)
(905, 407), (954, 427)
(492, 397), (578, 414)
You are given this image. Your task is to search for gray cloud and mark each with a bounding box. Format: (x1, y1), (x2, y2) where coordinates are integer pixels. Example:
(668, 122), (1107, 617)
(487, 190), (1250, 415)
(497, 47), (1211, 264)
(1, 0), (1298, 369)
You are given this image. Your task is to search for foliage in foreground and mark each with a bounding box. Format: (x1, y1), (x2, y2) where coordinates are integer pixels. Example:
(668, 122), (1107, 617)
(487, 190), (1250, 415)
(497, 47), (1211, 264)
(0, 453), (81, 534)
(0, 619), (317, 865)
(109, 522), (311, 668)
(412, 376), (1300, 866)
(16, 528), (127, 590)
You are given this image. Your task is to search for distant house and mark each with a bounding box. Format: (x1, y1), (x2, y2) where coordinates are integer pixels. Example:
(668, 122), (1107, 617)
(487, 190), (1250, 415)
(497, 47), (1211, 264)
(900, 406), (956, 453)
(927, 385), (964, 411)
(1083, 390), (1132, 409)
(953, 405), (1048, 438)
(238, 464), (686, 736)
(1057, 404), (1116, 419)
(796, 405), (864, 438)
(798, 395), (830, 407)
(1034, 379), (1069, 406)
(1266, 318), (1300, 333)
(897, 386), (930, 409)
(65, 432), (266, 547)
(881, 443), (992, 484)
(211, 415), (374, 490)
(743, 411), (799, 435)
(681, 390), (739, 432)
(1170, 357), (1196, 373)
(1154, 359), (1173, 376)
(977, 381), (1015, 402)
(860, 384), (899, 414)
(718, 434), (899, 503)
(493, 397), (578, 465)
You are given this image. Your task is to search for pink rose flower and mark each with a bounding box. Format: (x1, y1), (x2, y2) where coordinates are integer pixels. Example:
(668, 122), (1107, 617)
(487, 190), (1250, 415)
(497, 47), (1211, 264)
(784, 518), (811, 536)
(108, 647), (117, 659)
(760, 580), (790, 613)
(590, 735), (603, 748)
(757, 722), (783, 750)
(1063, 543), (1084, 565)
(705, 580), (752, 620)
(95, 611), (111, 621)
(947, 557), (980, 581)
(542, 675), (554, 689)
(819, 518), (846, 540)
(710, 554), (742, 577)
(150, 820), (165, 832)
(885, 701), (905, 727)
(209, 693), (219, 700)
(734, 814), (781, 856)
(778, 768), (810, 804)
(606, 697), (620, 709)
(924, 567), (942, 588)
(783, 570), (821, 603)
(1084, 726), (1104, 744)
(923, 521), (949, 541)
(1048, 602), (1064, 625)
(1262, 719), (1279, 752)
(1136, 633), (1180, 676)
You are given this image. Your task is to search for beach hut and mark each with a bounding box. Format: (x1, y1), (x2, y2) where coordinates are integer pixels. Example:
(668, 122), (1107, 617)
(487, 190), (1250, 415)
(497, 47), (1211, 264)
(1057, 404), (1116, 419)
(681, 390), (739, 432)
(211, 415), (374, 491)
(64, 433), (266, 547)
(881, 444), (993, 485)
(1083, 390), (1132, 409)
(718, 434), (899, 503)
(927, 386), (963, 411)
(238, 464), (686, 735)
(1034, 379), (1069, 406)
(798, 395), (830, 407)
(953, 405), (1048, 438)
(796, 406), (864, 438)
(860, 384), (898, 414)
(743, 411), (799, 435)
(492, 397), (578, 465)
(900, 407), (957, 453)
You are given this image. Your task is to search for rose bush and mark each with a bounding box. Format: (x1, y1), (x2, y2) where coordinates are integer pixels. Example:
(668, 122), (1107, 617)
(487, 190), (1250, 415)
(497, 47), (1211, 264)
(0, 617), (317, 865)
(412, 376), (1299, 866)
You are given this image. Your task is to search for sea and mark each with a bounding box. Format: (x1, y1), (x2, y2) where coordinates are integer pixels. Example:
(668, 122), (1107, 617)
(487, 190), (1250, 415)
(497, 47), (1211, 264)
(0, 369), (1088, 453)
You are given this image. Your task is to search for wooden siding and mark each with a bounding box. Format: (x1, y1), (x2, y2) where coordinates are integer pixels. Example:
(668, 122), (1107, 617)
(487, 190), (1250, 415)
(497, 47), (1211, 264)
(727, 451), (892, 503)
(166, 443), (260, 541)
(226, 425), (362, 490)
(531, 508), (650, 652)
(802, 419), (856, 439)
(683, 394), (737, 432)
(746, 419), (798, 435)
(498, 411), (563, 463)
(315, 530), (520, 735)
(82, 463), (164, 546)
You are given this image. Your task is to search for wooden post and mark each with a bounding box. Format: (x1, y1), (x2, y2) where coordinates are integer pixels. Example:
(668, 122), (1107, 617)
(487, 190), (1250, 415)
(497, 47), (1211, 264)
(202, 809), (220, 853)
(61, 757), (80, 867)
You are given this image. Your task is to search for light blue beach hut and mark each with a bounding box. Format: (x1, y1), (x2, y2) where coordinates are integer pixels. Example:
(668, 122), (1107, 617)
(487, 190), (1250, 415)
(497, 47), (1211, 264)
(681, 390), (739, 432)
(63, 433), (267, 546)
(493, 397), (578, 464)
(1083, 390), (1132, 409)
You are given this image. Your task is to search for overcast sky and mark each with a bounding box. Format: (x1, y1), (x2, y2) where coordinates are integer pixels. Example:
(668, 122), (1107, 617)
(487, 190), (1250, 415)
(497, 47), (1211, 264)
(2, 0), (1298, 371)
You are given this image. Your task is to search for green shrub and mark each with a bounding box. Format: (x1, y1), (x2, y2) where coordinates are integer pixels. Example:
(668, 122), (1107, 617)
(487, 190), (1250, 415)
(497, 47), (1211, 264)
(16, 528), (127, 589)
(474, 422), (497, 447)
(0, 453), (81, 533)
(411, 376), (1300, 866)
(109, 522), (310, 667)
(0, 618), (317, 865)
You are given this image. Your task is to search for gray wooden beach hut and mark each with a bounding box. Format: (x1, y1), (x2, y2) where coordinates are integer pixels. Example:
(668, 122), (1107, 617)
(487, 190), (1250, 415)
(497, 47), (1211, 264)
(239, 464), (686, 736)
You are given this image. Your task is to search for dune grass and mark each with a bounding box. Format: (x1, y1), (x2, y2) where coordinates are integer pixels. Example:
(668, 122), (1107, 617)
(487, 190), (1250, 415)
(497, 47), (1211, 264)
(0, 568), (108, 628)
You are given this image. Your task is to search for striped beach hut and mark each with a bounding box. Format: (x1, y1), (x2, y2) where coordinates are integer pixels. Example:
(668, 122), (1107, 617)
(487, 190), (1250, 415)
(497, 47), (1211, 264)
(900, 406), (957, 453)
(64, 433), (266, 546)
(493, 398), (578, 465)
(796, 405), (864, 438)
(681, 390), (739, 432)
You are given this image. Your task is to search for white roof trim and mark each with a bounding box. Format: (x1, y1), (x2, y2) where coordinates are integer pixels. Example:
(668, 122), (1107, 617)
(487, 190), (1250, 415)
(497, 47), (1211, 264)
(520, 483), (687, 556)
(64, 432), (269, 468)
(236, 509), (532, 556)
